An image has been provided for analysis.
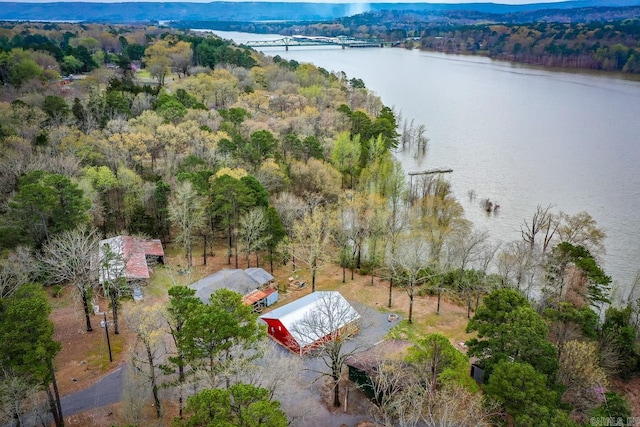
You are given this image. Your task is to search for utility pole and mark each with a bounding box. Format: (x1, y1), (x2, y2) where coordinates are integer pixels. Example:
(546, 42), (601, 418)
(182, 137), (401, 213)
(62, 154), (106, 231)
(102, 312), (113, 362)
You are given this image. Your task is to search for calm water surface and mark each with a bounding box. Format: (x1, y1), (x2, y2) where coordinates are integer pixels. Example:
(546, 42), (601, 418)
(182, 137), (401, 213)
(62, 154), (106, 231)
(213, 31), (640, 296)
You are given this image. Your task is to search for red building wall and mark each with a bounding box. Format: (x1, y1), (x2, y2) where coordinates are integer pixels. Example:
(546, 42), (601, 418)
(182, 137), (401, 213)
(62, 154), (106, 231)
(262, 318), (300, 353)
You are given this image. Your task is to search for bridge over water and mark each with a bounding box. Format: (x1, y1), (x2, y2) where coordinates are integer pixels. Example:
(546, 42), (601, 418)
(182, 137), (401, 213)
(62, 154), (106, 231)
(244, 35), (389, 50)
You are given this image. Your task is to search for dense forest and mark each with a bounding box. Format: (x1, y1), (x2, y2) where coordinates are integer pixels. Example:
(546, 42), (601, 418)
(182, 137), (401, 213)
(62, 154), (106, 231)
(183, 7), (640, 74)
(1, 21), (640, 426)
(419, 19), (640, 72)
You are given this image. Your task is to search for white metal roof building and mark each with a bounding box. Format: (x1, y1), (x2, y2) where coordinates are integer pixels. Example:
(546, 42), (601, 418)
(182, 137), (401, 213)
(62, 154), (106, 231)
(259, 291), (360, 354)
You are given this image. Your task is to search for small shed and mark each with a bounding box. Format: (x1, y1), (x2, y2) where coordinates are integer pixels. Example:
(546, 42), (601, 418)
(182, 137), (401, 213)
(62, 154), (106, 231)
(243, 288), (278, 312)
(244, 289), (268, 311)
(470, 363), (485, 384)
(346, 339), (412, 401)
(264, 288), (278, 306)
(259, 291), (360, 355)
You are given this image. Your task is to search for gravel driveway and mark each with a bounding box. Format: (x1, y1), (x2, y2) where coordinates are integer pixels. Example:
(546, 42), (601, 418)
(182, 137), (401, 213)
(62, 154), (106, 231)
(55, 298), (398, 426)
(277, 300), (401, 426)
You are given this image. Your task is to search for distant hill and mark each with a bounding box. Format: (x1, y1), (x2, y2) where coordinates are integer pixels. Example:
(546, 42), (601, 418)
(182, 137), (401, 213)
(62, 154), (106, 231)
(3, 1), (640, 23)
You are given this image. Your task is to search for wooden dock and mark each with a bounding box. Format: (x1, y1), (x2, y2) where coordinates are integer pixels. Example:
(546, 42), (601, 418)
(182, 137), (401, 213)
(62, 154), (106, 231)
(408, 168), (453, 176)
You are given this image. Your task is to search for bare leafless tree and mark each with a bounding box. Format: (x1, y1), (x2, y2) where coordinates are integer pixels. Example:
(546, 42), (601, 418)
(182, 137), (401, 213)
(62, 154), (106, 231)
(496, 240), (540, 297)
(0, 246), (38, 298)
(238, 207), (268, 268)
(98, 238), (131, 334)
(272, 192), (306, 236)
(400, 116), (412, 149)
(26, 152), (81, 179)
(415, 124), (429, 152)
(328, 208), (352, 284)
(368, 359), (420, 427)
(131, 93), (155, 117)
(381, 161), (409, 308)
(126, 303), (167, 419)
(227, 339), (322, 426)
(368, 361), (498, 427)
(389, 236), (431, 323)
(521, 204), (558, 254)
(557, 211), (607, 258)
(625, 270), (640, 306)
(121, 364), (150, 426)
(478, 241), (501, 275)
(421, 383), (499, 427)
(292, 207), (331, 292)
(288, 292), (362, 407)
(168, 181), (206, 269)
(0, 370), (48, 427)
(302, 191), (325, 216)
(445, 227), (491, 271)
(40, 225), (101, 332)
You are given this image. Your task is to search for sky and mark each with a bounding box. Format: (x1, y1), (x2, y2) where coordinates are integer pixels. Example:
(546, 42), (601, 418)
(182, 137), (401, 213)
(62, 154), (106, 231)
(0, 0), (572, 4)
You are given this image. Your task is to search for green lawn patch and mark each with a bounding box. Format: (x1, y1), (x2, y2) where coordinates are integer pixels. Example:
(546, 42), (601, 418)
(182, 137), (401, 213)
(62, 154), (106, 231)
(87, 333), (126, 372)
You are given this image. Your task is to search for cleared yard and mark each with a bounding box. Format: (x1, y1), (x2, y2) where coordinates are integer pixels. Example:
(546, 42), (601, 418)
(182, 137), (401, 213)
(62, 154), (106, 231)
(52, 243), (475, 426)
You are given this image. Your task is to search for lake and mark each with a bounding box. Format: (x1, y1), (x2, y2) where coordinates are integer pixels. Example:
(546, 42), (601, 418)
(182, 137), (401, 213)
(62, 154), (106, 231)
(211, 30), (640, 298)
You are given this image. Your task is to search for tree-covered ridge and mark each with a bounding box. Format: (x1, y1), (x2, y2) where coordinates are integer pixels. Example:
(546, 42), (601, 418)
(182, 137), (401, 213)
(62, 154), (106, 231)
(190, 9), (640, 74)
(419, 19), (640, 73)
(6, 1), (640, 23)
(180, 5), (640, 35)
(0, 22), (256, 86)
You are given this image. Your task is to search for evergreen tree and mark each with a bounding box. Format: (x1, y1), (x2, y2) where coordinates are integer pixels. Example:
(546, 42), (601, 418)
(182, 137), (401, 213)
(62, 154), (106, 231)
(0, 284), (63, 426)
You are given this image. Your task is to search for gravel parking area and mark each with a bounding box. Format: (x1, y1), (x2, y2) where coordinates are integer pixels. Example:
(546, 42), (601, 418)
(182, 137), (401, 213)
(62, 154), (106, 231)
(270, 298), (402, 426)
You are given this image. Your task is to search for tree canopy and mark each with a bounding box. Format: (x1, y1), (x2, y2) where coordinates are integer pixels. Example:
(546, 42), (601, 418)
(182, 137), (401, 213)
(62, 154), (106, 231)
(0, 284), (63, 426)
(176, 384), (287, 427)
(466, 288), (558, 379)
(4, 170), (90, 248)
